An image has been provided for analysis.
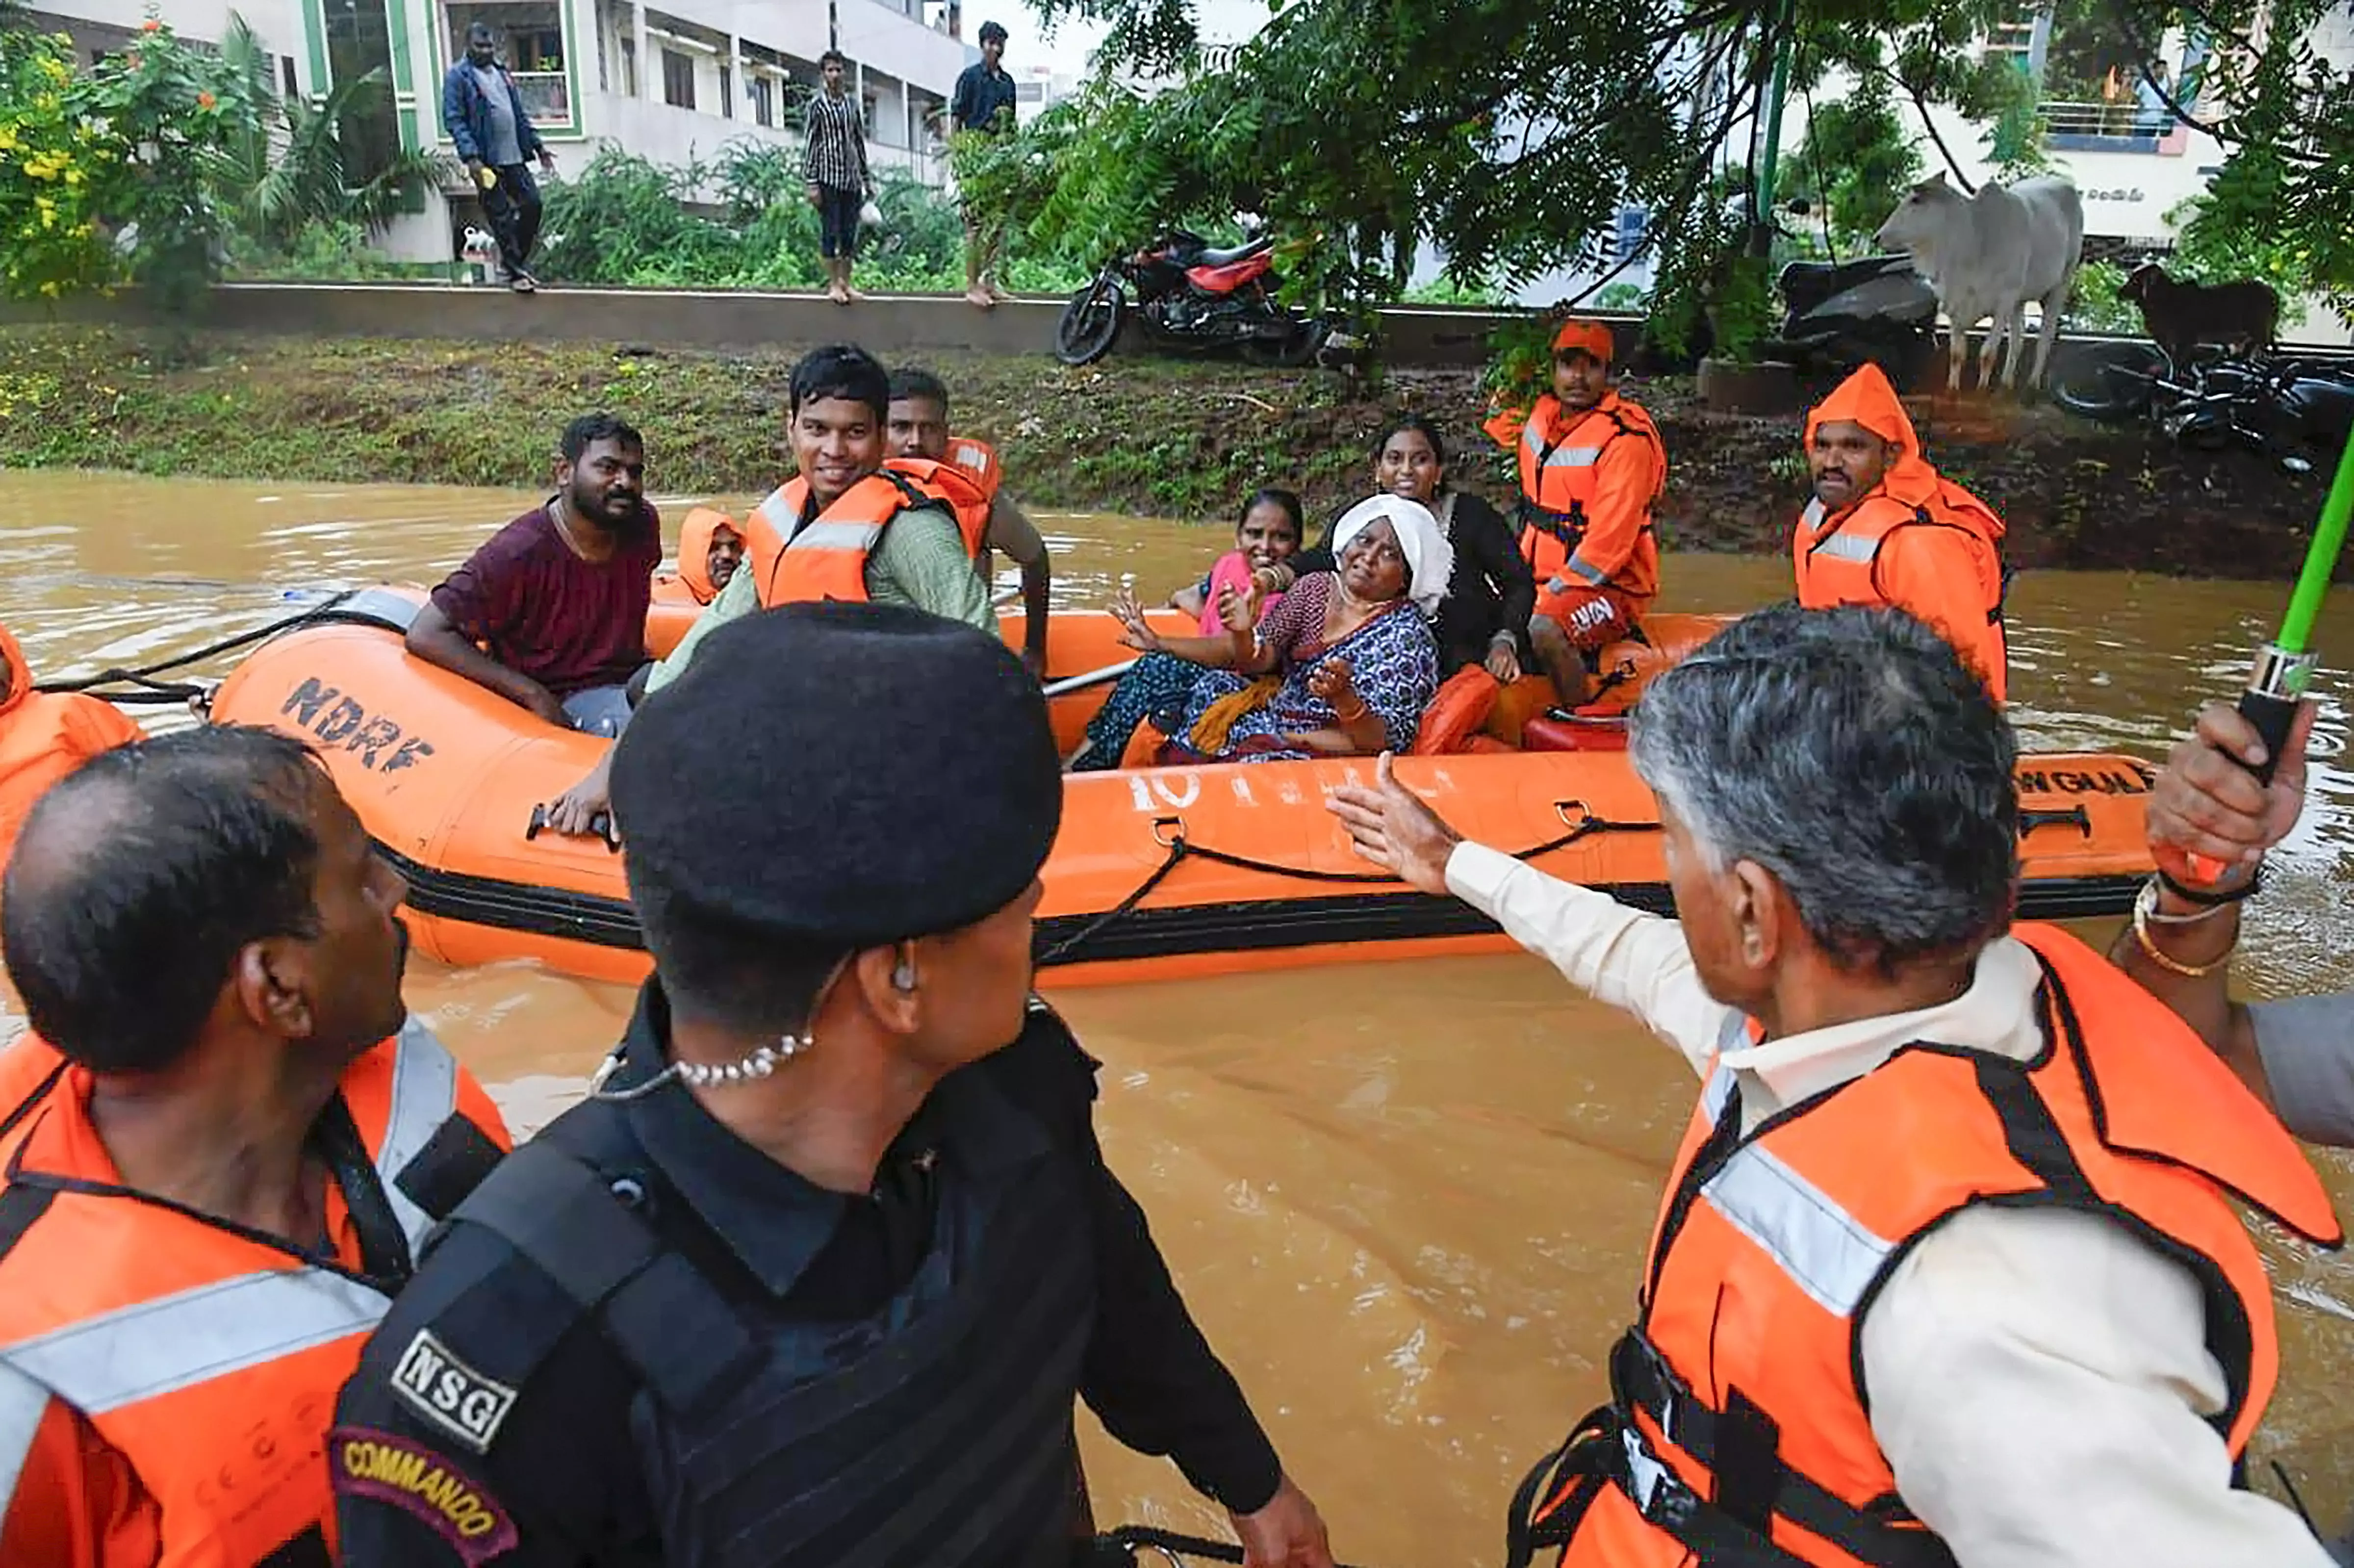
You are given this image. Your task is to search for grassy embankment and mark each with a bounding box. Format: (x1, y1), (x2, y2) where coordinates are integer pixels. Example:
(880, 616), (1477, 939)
(0, 324), (2335, 578)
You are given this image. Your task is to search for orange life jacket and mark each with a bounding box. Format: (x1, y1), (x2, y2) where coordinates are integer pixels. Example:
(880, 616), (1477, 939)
(0, 1020), (511, 1566)
(0, 623), (143, 875)
(1510, 922), (2342, 1568)
(1512, 393), (1665, 599)
(741, 461), (992, 607)
(1793, 483), (2010, 703)
(943, 433), (1005, 502)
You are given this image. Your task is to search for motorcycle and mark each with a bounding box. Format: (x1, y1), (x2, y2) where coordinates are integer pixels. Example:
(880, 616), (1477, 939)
(1052, 228), (1361, 369)
(1758, 252), (1942, 389)
(2054, 343), (2354, 473)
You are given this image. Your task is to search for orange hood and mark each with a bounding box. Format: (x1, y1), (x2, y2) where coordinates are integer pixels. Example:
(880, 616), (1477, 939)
(674, 508), (742, 605)
(0, 622), (28, 721)
(1804, 364), (1941, 511)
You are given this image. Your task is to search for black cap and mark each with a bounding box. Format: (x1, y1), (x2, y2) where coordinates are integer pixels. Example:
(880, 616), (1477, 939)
(612, 602), (1060, 948)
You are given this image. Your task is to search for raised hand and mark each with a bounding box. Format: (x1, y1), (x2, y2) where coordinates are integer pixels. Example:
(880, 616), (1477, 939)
(1217, 580), (1259, 636)
(1108, 586), (1164, 654)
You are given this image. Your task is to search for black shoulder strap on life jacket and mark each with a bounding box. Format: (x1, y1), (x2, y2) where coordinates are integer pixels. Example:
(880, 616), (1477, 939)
(392, 1109), (508, 1227)
(1503, 1326), (1961, 1568)
(874, 466), (934, 515)
(0, 1059), (66, 1146)
(447, 1106), (758, 1418)
(312, 1093), (416, 1284)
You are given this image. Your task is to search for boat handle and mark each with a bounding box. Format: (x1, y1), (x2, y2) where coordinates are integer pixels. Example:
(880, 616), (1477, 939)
(1553, 800), (1594, 830)
(526, 802), (624, 853)
(2017, 805), (2093, 839)
(1150, 815), (1187, 848)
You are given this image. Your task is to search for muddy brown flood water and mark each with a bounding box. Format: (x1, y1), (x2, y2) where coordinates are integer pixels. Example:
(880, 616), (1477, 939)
(6, 469), (2354, 1563)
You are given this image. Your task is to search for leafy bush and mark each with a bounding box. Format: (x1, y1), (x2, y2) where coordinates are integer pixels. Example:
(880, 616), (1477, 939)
(1788, 82), (1920, 250)
(0, 25), (114, 300)
(2064, 259), (2142, 334)
(0, 14), (245, 308)
(202, 13), (446, 263)
(535, 139), (1086, 294)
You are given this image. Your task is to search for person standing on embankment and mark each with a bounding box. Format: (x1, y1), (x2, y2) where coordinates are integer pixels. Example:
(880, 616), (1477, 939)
(949, 20), (1019, 308)
(804, 49), (874, 307)
(442, 22), (557, 294)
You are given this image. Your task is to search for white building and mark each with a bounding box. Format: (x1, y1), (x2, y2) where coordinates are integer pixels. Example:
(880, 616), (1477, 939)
(1011, 62), (1081, 123)
(38, 0), (973, 263)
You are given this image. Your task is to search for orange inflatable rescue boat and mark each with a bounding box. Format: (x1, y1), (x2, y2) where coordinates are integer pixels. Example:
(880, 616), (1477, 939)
(206, 589), (2156, 987)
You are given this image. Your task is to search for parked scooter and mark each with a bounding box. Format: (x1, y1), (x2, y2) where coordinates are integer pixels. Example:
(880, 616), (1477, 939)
(1759, 251), (1941, 389)
(1053, 227), (1360, 369)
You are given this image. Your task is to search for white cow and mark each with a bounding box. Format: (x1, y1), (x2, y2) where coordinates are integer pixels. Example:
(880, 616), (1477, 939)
(1874, 172), (2085, 393)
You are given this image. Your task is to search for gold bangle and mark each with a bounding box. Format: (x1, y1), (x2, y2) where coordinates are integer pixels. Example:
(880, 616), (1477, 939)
(2131, 895), (2234, 977)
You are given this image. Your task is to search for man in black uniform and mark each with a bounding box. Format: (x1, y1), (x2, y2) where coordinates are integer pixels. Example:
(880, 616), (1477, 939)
(331, 601), (1335, 1568)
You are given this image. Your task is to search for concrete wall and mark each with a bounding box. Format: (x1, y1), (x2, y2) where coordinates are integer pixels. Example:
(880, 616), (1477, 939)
(14, 283), (2347, 380)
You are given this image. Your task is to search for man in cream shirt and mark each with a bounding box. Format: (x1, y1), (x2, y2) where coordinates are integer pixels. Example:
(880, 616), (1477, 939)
(1331, 603), (2339, 1568)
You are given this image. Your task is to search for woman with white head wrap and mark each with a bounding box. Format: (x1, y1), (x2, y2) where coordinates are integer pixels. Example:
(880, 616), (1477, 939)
(1330, 494), (1455, 617)
(1116, 493), (1445, 764)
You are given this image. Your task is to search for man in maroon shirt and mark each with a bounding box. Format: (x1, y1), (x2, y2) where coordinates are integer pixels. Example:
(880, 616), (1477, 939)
(407, 413), (660, 831)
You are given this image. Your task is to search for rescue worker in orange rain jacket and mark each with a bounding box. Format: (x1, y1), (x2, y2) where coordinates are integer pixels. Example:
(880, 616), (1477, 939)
(639, 344), (999, 710)
(0, 621), (142, 874)
(1484, 319), (1667, 707)
(0, 725), (512, 1568)
(652, 506), (746, 606)
(1797, 363), (2010, 701)
(1328, 604), (2344, 1568)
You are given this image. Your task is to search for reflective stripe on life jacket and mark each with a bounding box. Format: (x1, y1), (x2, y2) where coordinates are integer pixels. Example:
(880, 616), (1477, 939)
(1510, 923), (2341, 1568)
(1512, 394), (1664, 597)
(1793, 490), (2009, 703)
(945, 433), (1005, 501)
(743, 462), (991, 608)
(0, 1018), (509, 1565)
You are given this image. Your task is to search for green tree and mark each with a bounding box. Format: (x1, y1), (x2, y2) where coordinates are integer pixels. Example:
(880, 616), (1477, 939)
(0, 19), (116, 300)
(201, 12), (448, 260)
(1789, 80), (1920, 249)
(0, 11), (246, 312)
(1004, 0), (2354, 320)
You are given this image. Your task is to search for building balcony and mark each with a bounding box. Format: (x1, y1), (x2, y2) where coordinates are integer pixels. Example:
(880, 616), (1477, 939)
(2039, 98), (2196, 155)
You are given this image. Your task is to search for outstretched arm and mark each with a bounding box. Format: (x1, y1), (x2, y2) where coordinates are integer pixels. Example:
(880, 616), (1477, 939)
(1328, 754), (1728, 1072)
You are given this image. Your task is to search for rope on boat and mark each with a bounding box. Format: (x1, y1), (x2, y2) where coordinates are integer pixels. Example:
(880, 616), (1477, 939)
(33, 589), (361, 705)
(1096, 1523), (1378, 1568)
(1035, 807), (1662, 966)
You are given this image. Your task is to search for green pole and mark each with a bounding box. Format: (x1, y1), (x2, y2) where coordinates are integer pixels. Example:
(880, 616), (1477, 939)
(2216, 425), (2354, 807)
(1754, 0), (1794, 218)
(2275, 426), (2354, 655)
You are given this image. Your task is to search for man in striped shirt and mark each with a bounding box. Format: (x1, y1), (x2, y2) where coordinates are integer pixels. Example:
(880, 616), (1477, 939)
(803, 50), (873, 306)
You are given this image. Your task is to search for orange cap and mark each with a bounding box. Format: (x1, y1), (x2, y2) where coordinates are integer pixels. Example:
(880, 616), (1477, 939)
(1552, 319), (1615, 365)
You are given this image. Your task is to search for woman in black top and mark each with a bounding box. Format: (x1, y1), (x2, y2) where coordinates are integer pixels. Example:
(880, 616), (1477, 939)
(1262, 417), (1535, 680)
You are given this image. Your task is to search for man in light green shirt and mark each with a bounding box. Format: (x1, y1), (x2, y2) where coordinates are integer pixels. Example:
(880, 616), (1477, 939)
(646, 346), (996, 697)
(649, 497), (993, 694)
